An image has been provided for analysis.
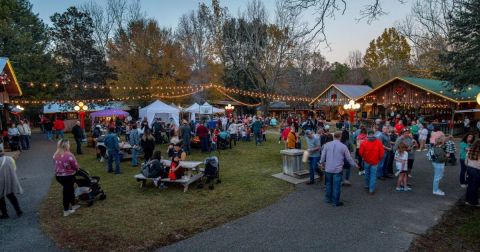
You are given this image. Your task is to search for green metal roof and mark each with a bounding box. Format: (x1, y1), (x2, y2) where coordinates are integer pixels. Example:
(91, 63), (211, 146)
(401, 77), (480, 101)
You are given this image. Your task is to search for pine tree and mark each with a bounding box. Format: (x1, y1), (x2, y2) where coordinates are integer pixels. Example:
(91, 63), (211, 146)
(50, 7), (113, 99)
(0, 0), (59, 99)
(438, 0), (480, 89)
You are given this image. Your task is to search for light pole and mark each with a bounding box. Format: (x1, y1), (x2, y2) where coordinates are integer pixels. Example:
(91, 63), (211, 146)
(343, 100), (361, 131)
(225, 104), (235, 119)
(74, 101), (89, 129)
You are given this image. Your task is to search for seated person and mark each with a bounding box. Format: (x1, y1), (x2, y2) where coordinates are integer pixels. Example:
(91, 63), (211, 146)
(169, 142), (187, 179)
(141, 150), (168, 188)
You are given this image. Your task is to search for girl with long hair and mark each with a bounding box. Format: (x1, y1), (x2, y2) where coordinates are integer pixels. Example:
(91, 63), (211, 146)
(53, 139), (80, 217)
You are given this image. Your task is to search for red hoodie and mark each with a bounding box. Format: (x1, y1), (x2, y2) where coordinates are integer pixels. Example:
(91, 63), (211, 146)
(359, 138), (384, 165)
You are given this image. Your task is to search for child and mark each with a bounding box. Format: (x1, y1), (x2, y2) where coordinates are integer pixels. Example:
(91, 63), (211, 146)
(241, 127), (247, 142)
(445, 135), (457, 165)
(262, 127), (266, 142)
(395, 143), (410, 191)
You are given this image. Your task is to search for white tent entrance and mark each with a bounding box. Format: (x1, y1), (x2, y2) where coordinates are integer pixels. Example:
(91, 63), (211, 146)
(139, 100), (180, 126)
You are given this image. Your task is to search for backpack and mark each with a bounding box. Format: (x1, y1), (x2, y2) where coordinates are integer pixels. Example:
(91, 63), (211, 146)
(429, 146), (447, 163)
(141, 160), (164, 178)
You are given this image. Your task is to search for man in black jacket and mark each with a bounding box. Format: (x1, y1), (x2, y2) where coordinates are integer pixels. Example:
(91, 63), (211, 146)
(72, 121), (84, 154)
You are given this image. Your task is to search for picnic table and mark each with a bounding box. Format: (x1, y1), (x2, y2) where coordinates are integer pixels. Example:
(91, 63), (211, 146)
(96, 141), (139, 161)
(134, 160), (204, 192)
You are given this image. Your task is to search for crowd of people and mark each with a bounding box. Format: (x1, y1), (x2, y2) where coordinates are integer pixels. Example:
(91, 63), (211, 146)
(285, 113), (480, 208)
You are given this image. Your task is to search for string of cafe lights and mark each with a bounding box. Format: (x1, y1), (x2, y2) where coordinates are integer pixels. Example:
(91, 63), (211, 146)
(20, 81), (313, 103)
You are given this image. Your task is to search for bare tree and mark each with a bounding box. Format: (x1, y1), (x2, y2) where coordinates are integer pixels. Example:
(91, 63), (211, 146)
(346, 49), (364, 83)
(81, 0), (144, 55)
(284, 0), (407, 43)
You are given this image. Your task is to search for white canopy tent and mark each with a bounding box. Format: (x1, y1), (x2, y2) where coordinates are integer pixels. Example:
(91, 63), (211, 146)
(139, 100), (180, 126)
(184, 102), (225, 121)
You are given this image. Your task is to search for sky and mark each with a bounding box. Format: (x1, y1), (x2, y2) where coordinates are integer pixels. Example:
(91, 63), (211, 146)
(29, 0), (412, 63)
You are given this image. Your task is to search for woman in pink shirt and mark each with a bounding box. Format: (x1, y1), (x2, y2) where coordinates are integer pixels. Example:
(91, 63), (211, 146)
(53, 139), (80, 217)
(429, 127), (445, 145)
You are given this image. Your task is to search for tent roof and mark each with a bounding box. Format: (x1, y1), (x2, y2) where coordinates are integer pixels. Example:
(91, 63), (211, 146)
(0, 57), (22, 96)
(142, 100), (180, 112)
(90, 108), (129, 119)
(184, 103), (199, 113)
(43, 102), (127, 114)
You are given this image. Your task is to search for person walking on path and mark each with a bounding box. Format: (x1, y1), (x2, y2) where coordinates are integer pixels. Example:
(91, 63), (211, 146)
(53, 139), (80, 217)
(465, 140), (480, 207)
(305, 130), (321, 185)
(129, 124), (140, 167)
(0, 146), (23, 219)
(394, 128), (418, 177)
(340, 129), (353, 185)
(71, 121), (84, 155)
(17, 121), (28, 150)
(44, 119), (53, 141)
(104, 127), (121, 175)
(179, 120), (192, 155)
(428, 136), (447, 196)
(359, 130), (384, 195)
(355, 126), (368, 175)
(459, 133), (475, 188)
(319, 131), (358, 206)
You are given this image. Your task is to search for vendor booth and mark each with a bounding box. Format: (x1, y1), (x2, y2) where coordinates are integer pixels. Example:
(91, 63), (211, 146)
(184, 102), (224, 121)
(0, 57), (23, 131)
(139, 100), (180, 126)
(90, 108), (129, 122)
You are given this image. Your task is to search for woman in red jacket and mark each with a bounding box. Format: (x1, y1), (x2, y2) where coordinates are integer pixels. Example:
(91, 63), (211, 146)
(359, 130), (385, 195)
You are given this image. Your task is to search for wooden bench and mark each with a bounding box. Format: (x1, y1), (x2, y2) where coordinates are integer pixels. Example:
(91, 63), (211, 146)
(134, 160), (203, 192)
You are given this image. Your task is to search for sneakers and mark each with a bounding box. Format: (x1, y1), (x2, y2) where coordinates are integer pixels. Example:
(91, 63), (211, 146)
(71, 205), (81, 211)
(358, 171), (365, 176)
(461, 184), (468, 188)
(63, 209), (75, 217)
(100, 157), (104, 162)
(465, 202), (480, 207)
(395, 187), (404, 192)
(404, 187), (412, 191)
(342, 180), (351, 186)
(433, 190), (445, 196)
(408, 174), (412, 178)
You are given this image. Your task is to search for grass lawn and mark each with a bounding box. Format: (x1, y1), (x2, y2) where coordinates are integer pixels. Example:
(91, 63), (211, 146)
(410, 201), (480, 251)
(40, 133), (294, 251)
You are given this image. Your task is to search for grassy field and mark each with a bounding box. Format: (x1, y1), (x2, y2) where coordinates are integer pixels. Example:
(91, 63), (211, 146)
(410, 201), (480, 251)
(40, 133), (294, 251)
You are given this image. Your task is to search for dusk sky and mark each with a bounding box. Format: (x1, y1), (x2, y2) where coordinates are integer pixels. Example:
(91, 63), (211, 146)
(29, 0), (412, 63)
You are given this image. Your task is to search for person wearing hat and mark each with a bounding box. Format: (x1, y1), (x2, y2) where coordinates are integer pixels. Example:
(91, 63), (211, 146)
(394, 128), (418, 177)
(305, 130), (321, 185)
(359, 130), (385, 195)
(179, 120), (192, 155)
(0, 145), (23, 219)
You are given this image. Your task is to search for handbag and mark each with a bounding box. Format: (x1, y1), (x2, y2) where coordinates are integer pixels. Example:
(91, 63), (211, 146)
(168, 162), (177, 180)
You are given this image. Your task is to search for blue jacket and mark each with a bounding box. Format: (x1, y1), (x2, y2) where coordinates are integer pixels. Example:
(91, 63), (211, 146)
(104, 133), (120, 152)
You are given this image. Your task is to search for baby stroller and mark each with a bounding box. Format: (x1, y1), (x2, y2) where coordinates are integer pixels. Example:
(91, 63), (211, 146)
(74, 169), (107, 207)
(217, 131), (230, 150)
(197, 156), (221, 190)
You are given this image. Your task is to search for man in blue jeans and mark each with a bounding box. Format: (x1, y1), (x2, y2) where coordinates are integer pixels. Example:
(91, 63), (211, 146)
(320, 131), (358, 206)
(305, 130), (321, 185)
(104, 127), (121, 175)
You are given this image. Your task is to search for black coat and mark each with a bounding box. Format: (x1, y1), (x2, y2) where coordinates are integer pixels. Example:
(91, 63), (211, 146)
(72, 125), (84, 139)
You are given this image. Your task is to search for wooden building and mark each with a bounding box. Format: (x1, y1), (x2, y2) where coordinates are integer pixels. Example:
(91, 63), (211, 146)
(309, 84), (372, 120)
(0, 57), (23, 130)
(355, 76), (480, 121)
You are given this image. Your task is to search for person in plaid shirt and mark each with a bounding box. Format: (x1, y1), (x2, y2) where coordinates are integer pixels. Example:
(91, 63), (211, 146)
(445, 135), (457, 165)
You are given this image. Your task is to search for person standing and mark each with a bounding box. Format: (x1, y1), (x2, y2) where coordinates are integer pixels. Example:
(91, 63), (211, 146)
(151, 118), (163, 144)
(430, 126), (445, 146)
(394, 128), (418, 177)
(410, 121), (419, 143)
(394, 120), (405, 135)
(340, 129), (353, 185)
(141, 129), (156, 163)
(464, 117), (470, 134)
(228, 120), (238, 147)
(359, 130), (385, 195)
(179, 120), (192, 155)
(104, 127), (121, 175)
(287, 125), (298, 149)
(44, 119), (53, 141)
(53, 139), (80, 217)
(428, 136), (447, 196)
(22, 120), (31, 150)
(251, 119), (263, 146)
(465, 140), (480, 207)
(129, 124), (140, 167)
(53, 117), (65, 139)
(71, 121), (84, 155)
(418, 124), (428, 151)
(197, 122), (210, 153)
(319, 131), (358, 206)
(355, 126), (368, 175)
(16, 121), (27, 150)
(305, 130), (321, 185)
(0, 146), (23, 219)
(376, 126), (392, 179)
(459, 133), (475, 188)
